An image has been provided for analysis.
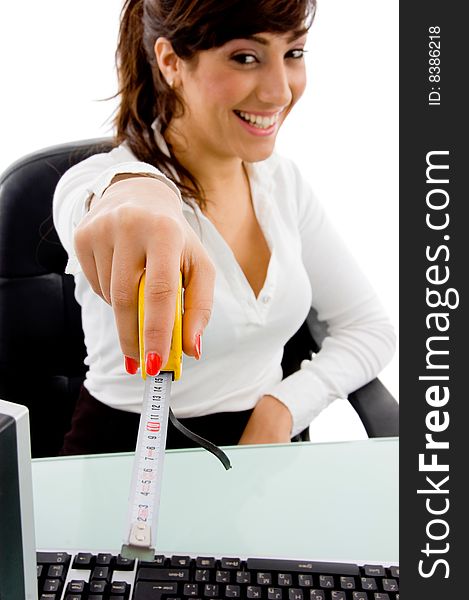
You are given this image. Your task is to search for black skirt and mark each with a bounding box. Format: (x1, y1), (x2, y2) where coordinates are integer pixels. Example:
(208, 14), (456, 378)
(60, 385), (253, 456)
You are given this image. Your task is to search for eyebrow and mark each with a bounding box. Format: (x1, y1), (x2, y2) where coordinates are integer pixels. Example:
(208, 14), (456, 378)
(246, 30), (308, 45)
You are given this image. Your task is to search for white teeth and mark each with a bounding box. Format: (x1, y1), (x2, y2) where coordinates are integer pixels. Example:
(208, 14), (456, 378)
(237, 111), (280, 129)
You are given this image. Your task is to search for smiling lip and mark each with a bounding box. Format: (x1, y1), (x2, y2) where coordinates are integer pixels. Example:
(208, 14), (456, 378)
(233, 109), (283, 136)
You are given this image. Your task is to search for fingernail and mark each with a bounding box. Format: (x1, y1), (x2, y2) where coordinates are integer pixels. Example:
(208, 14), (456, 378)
(146, 352), (162, 376)
(194, 333), (202, 360)
(124, 356), (139, 375)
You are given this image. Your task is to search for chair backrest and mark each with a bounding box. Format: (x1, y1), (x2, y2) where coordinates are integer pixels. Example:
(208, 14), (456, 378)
(0, 140), (113, 456)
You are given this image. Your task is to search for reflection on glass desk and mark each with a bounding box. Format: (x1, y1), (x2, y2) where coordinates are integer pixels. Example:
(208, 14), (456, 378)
(32, 438), (398, 563)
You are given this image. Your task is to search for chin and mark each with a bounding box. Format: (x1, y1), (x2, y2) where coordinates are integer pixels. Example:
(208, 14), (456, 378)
(239, 142), (276, 164)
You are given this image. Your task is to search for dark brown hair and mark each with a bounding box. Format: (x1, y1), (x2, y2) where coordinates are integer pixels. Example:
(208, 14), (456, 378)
(114, 0), (316, 207)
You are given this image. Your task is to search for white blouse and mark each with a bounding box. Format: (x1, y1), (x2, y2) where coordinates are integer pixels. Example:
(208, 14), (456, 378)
(53, 143), (395, 437)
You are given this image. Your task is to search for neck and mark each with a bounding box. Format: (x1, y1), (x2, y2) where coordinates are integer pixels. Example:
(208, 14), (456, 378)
(164, 126), (246, 208)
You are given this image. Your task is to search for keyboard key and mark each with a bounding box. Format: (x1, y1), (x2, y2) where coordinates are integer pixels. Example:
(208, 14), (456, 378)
(364, 566), (385, 578)
(390, 566), (399, 578)
(268, 587), (282, 600)
(183, 583), (199, 596)
(222, 558), (241, 570)
(289, 588), (303, 600)
(247, 585), (262, 598)
(89, 580), (107, 593)
(133, 582), (178, 599)
(310, 592), (325, 600)
(226, 585), (241, 598)
(257, 572), (273, 585)
(331, 593), (346, 600)
(172, 555), (192, 567)
(298, 574), (313, 587)
(319, 575), (334, 589)
(39, 595), (56, 600)
(374, 595), (390, 600)
(248, 559), (359, 576)
(115, 554), (135, 570)
(361, 578), (377, 591)
(382, 579), (398, 592)
(65, 595), (82, 600)
(137, 568), (190, 582)
(72, 552), (94, 569)
(353, 593), (369, 600)
(196, 557), (216, 569)
(96, 552), (113, 566)
(278, 574), (293, 586)
(140, 557), (167, 568)
(43, 579), (60, 592)
(37, 552), (71, 565)
(110, 581), (129, 595)
(196, 569), (212, 582)
(66, 580), (86, 593)
(340, 576), (356, 590)
(91, 566), (111, 581)
(236, 571), (251, 584)
(47, 564), (66, 580)
(204, 583), (219, 597)
(216, 570), (230, 583)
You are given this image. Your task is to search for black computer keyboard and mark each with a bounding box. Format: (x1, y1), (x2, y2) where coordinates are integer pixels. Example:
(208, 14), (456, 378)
(37, 551), (399, 600)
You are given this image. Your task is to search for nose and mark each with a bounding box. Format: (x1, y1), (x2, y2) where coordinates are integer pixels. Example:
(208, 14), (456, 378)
(256, 59), (294, 108)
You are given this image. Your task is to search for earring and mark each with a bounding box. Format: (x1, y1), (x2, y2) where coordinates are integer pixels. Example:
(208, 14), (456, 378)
(168, 79), (174, 89)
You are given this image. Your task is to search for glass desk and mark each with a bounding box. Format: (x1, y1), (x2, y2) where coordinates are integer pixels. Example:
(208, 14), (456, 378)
(32, 438), (398, 564)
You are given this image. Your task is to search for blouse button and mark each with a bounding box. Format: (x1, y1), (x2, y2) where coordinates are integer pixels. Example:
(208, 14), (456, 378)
(261, 295), (271, 304)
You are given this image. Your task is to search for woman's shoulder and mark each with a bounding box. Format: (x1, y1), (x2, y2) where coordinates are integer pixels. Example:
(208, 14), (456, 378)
(74, 142), (138, 170)
(54, 142), (157, 199)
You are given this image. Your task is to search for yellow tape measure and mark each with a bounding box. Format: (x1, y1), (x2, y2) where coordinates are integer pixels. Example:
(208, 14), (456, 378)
(122, 270), (231, 560)
(138, 271), (183, 381)
(121, 271), (183, 560)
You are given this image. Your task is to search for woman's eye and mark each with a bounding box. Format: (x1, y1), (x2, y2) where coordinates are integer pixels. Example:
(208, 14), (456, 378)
(287, 48), (306, 59)
(231, 53), (258, 65)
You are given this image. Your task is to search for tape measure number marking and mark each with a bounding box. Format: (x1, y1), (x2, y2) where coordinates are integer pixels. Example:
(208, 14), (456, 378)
(122, 372), (171, 559)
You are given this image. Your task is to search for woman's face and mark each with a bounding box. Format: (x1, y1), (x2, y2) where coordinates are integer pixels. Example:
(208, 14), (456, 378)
(171, 31), (308, 165)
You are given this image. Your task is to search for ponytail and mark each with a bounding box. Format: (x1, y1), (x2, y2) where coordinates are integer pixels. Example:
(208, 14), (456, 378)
(114, 0), (205, 207)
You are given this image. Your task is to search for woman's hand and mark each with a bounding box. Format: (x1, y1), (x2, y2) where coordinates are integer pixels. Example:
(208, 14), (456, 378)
(238, 395), (293, 445)
(74, 175), (215, 373)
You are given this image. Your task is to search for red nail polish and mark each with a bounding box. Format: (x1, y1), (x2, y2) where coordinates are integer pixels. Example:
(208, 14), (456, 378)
(194, 333), (202, 360)
(124, 356), (139, 375)
(146, 352), (162, 376)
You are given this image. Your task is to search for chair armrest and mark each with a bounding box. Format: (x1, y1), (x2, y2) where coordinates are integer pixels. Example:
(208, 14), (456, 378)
(347, 378), (399, 438)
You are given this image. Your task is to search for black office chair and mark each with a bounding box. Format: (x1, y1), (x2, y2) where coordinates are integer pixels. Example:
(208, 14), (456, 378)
(0, 140), (398, 457)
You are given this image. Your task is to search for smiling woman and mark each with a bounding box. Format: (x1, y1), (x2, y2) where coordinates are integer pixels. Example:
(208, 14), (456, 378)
(49, 0), (396, 455)
(114, 0), (314, 206)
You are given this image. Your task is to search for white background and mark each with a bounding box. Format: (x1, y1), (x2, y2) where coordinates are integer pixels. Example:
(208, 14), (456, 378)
(0, 1), (398, 441)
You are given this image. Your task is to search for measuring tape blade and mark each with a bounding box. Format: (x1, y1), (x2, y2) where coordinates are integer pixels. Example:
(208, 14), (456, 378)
(121, 371), (172, 560)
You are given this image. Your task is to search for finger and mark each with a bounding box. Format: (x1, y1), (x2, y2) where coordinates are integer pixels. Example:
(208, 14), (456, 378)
(74, 232), (106, 300)
(143, 244), (182, 372)
(93, 246), (114, 305)
(181, 251), (216, 358)
(110, 252), (144, 361)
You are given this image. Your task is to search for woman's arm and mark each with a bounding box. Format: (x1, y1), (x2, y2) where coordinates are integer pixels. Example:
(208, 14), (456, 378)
(53, 150), (215, 372)
(242, 160), (396, 441)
